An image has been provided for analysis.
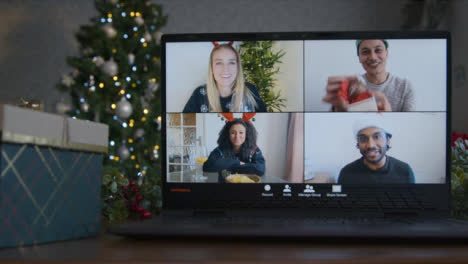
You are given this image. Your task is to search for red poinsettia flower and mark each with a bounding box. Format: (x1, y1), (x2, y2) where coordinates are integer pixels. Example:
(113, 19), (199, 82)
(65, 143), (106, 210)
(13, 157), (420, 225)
(452, 132), (468, 147)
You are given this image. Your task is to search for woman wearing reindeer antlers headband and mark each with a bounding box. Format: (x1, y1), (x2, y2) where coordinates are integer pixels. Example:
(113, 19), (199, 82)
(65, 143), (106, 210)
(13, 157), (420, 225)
(183, 42), (267, 113)
(203, 113), (265, 179)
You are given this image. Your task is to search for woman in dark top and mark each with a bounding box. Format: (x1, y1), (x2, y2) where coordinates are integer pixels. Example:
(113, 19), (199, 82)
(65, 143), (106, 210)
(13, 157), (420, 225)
(203, 114), (265, 177)
(183, 43), (266, 113)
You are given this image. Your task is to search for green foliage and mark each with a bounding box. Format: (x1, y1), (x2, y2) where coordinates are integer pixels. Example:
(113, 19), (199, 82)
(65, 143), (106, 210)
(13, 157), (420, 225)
(57, 0), (167, 223)
(451, 138), (468, 219)
(101, 167), (130, 223)
(239, 41), (286, 112)
(101, 165), (162, 224)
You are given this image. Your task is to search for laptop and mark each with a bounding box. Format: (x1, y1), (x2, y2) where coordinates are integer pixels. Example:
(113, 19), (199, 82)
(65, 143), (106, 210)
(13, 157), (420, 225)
(109, 31), (468, 240)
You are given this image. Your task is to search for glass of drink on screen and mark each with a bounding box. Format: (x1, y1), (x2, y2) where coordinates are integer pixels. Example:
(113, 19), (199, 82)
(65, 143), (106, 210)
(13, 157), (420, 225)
(193, 145), (208, 182)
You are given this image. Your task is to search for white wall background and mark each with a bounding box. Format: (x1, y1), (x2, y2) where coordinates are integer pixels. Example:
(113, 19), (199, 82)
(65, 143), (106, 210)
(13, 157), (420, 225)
(166, 41), (303, 112)
(272, 41), (304, 111)
(304, 39), (447, 112)
(304, 112), (446, 183)
(198, 113), (289, 179)
(166, 42), (211, 112)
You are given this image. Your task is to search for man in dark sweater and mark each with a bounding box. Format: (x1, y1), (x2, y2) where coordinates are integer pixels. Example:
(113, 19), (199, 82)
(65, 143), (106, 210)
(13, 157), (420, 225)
(338, 120), (415, 184)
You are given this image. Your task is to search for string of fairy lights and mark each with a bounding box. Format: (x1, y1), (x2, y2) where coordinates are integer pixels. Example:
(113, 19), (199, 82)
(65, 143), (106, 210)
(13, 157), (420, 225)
(65, 0), (164, 183)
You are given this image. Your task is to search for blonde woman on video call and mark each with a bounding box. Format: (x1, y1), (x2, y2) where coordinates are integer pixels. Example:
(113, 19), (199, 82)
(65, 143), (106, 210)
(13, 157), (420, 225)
(183, 42), (267, 113)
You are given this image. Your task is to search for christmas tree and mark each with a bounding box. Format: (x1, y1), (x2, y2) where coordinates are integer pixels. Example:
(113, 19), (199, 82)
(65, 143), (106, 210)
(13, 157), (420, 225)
(239, 41), (285, 112)
(57, 0), (167, 223)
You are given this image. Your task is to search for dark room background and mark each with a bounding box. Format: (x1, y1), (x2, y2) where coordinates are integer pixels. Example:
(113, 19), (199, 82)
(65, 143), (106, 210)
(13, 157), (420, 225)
(0, 0), (465, 131)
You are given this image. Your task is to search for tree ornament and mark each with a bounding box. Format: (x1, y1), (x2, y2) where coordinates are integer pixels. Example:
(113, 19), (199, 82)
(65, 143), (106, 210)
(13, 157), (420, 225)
(80, 102), (90, 113)
(152, 149), (159, 160)
(94, 56), (105, 66)
(135, 16), (144, 26)
(142, 210), (151, 219)
(140, 97), (149, 110)
(128, 53), (135, 64)
(144, 80), (158, 100)
(155, 118), (161, 130)
(153, 31), (163, 45)
(55, 98), (71, 115)
(116, 97), (133, 119)
(102, 24), (117, 38)
(134, 128), (145, 139)
(136, 206), (144, 213)
(89, 75), (95, 86)
(144, 32), (152, 42)
(153, 8), (159, 16)
(61, 74), (75, 87)
(148, 80), (159, 92)
(71, 69), (80, 77)
(82, 47), (94, 55)
(101, 58), (118, 76)
(117, 144), (130, 161)
(144, 87), (153, 100)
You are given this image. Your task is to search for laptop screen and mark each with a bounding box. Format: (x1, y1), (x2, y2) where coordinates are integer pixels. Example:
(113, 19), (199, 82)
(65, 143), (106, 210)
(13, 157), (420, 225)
(162, 32), (450, 209)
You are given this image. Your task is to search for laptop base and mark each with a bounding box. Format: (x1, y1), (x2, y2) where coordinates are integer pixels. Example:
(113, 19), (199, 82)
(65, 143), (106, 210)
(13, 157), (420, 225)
(108, 214), (468, 242)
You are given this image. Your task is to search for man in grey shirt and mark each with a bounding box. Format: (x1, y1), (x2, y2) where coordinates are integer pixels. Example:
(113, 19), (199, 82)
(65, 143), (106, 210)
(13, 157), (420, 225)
(322, 39), (415, 112)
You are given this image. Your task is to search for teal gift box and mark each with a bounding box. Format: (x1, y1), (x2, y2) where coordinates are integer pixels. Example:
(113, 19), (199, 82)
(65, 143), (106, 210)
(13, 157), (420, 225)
(0, 104), (108, 248)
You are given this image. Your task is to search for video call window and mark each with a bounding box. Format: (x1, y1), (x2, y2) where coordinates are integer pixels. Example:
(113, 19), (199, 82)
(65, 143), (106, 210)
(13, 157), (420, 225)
(166, 113), (304, 183)
(304, 112), (446, 184)
(164, 36), (448, 185)
(166, 41), (304, 113)
(305, 39), (447, 112)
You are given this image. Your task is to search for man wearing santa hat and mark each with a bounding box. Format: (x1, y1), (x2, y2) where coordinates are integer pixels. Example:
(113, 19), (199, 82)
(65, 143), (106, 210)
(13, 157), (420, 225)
(338, 119), (415, 184)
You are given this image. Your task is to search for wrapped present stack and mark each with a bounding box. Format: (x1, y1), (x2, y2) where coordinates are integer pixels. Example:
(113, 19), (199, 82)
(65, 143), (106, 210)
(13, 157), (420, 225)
(0, 104), (108, 248)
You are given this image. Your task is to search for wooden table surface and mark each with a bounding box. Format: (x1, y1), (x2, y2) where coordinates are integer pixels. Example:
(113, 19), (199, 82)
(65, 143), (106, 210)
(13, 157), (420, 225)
(1, 232), (468, 263)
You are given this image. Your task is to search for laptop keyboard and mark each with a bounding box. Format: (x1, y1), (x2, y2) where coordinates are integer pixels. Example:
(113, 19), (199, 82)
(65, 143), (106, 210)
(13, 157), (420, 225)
(166, 191), (442, 227)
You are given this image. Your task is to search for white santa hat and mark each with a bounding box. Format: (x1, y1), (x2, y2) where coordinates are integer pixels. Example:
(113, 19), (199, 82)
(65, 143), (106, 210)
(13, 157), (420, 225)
(353, 117), (392, 139)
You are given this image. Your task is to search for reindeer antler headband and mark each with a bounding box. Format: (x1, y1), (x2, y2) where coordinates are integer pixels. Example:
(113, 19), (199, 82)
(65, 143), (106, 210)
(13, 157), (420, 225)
(220, 113), (256, 123)
(212, 41), (234, 47)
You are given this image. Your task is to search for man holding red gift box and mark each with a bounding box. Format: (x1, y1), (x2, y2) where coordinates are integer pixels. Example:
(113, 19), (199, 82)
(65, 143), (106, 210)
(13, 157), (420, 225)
(323, 39), (415, 112)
